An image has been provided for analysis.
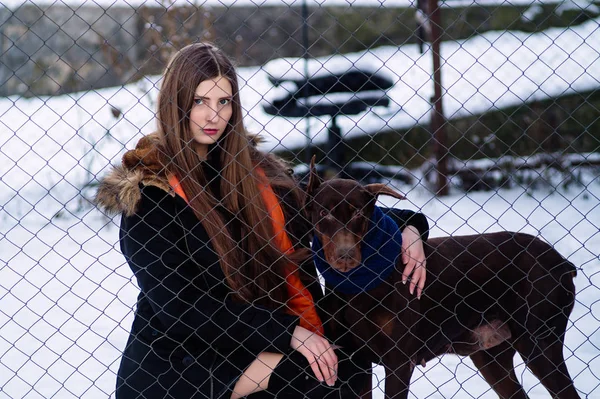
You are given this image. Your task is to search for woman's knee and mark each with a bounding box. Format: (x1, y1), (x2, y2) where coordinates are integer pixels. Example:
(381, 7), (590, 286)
(230, 352), (283, 399)
(232, 349), (369, 399)
(267, 349), (369, 398)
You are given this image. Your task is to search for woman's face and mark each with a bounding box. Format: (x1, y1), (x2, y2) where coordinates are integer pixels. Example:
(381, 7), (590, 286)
(188, 76), (233, 157)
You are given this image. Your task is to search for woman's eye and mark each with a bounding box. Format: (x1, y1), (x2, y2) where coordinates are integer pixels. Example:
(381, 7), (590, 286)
(193, 98), (203, 105)
(219, 98), (231, 105)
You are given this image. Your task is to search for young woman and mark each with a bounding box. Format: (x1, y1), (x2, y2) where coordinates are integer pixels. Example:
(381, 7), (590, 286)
(96, 42), (429, 398)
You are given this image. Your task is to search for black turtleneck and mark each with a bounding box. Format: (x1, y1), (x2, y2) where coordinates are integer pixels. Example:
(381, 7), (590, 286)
(202, 145), (223, 197)
(201, 145), (245, 245)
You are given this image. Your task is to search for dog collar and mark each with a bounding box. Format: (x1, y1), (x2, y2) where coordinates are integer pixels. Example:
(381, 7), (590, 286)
(312, 206), (403, 294)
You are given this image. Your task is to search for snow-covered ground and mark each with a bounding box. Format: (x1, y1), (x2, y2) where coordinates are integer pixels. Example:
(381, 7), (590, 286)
(1, 17), (599, 399)
(1, 166), (598, 398)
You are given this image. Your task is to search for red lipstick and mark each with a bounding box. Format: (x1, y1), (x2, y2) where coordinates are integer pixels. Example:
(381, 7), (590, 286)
(203, 129), (219, 136)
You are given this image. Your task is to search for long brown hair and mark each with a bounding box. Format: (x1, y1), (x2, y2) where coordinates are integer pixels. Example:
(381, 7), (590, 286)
(156, 42), (300, 305)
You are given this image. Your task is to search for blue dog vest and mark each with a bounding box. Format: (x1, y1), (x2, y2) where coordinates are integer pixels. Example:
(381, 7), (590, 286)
(312, 206), (403, 294)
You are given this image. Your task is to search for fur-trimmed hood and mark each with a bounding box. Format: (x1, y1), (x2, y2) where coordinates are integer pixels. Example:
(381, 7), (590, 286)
(94, 132), (265, 217)
(94, 132), (173, 217)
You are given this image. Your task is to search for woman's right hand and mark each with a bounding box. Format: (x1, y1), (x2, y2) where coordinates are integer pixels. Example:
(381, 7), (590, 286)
(290, 326), (338, 386)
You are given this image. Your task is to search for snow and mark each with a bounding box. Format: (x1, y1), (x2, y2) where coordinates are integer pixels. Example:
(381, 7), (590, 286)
(257, 16), (600, 151)
(2, 167), (599, 398)
(3, 16), (599, 216)
(1, 17), (599, 399)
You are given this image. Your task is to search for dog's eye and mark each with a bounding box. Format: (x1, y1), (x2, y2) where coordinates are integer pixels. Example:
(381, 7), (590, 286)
(319, 209), (328, 218)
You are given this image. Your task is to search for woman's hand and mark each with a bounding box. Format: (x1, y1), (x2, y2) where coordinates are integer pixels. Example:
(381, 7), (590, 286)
(401, 225), (427, 299)
(290, 326), (338, 386)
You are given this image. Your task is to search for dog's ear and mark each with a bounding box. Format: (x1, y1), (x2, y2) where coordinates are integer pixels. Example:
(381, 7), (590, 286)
(364, 184), (406, 201)
(306, 155), (321, 198)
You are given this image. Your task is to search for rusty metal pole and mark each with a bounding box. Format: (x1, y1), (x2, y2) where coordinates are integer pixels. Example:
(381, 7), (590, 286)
(428, 0), (449, 196)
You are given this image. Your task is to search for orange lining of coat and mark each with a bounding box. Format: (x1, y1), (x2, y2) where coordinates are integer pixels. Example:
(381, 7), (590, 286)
(168, 171), (324, 336)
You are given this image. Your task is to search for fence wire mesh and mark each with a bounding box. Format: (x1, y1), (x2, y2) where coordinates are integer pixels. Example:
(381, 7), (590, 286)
(1, 0), (599, 398)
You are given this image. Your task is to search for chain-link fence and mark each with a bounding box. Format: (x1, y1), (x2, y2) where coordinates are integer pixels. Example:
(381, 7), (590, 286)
(1, 0), (599, 398)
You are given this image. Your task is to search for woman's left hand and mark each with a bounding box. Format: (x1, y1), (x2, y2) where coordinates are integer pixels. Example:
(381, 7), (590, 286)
(401, 225), (426, 299)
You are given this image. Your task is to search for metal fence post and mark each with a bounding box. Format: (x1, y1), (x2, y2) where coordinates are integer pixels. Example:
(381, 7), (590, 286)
(429, 0), (449, 196)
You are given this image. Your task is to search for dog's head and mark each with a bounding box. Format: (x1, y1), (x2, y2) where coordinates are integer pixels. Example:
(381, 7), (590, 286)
(304, 156), (405, 272)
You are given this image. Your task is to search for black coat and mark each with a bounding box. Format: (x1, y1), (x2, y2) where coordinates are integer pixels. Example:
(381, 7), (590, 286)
(96, 161), (429, 399)
(116, 184), (309, 398)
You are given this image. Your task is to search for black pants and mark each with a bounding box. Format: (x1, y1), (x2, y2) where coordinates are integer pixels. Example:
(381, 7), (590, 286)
(246, 348), (370, 398)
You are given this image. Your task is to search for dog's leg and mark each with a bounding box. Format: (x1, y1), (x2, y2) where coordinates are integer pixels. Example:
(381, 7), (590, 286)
(358, 364), (372, 399)
(383, 362), (412, 399)
(515, 338), (581, 399)
(470, 342), (529, 399)
(511, 255), (580, 399)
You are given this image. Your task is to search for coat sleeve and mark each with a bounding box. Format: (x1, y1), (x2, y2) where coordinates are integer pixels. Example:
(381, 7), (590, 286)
(380, 208), (430, 241)
(120, 185), (299, 355)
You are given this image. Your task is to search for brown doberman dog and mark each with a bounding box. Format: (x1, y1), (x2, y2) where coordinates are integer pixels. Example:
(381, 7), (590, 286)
(304, 159), (580, 399)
